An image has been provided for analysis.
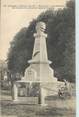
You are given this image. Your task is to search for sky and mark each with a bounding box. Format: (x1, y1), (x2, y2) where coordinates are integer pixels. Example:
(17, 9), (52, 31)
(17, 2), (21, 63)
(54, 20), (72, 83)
(0, 0), (66, 60)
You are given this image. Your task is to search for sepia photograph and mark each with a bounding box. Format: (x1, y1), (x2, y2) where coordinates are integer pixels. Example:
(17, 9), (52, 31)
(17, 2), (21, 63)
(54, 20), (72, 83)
(0, 0), (76, 117)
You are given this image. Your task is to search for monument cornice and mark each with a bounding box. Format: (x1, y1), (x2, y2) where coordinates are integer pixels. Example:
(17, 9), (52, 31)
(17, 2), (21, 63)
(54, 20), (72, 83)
(34, 33), (47, 38)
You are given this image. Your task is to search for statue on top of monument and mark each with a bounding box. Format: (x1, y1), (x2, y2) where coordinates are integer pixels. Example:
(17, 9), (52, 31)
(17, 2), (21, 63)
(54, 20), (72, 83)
(36, 22), (46, 33)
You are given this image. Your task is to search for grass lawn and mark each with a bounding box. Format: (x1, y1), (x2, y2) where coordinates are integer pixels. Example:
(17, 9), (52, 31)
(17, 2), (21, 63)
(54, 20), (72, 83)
(0, 85), (76, 117)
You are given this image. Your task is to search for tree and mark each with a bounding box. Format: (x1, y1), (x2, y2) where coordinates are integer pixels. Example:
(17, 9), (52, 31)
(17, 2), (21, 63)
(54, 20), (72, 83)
(8, 0), (75, 82)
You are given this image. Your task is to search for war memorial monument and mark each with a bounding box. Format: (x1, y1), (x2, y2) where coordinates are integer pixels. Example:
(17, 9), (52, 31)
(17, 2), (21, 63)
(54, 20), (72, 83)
(13, 22), (64, 106)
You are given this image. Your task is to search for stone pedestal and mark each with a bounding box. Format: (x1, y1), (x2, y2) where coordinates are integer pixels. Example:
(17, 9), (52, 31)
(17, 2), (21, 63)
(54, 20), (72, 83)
(13, 83), (18, 101)
(40, 87), (47, 106)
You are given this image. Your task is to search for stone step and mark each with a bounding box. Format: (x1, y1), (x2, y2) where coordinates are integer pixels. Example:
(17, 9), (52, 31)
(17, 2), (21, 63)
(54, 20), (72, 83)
(13, 97), (38, 104)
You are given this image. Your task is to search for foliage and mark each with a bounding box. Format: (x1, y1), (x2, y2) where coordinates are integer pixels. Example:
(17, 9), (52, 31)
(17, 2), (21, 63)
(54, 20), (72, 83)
(7, 0), (75, 82)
